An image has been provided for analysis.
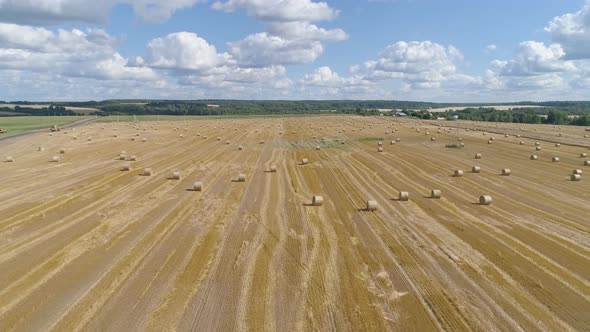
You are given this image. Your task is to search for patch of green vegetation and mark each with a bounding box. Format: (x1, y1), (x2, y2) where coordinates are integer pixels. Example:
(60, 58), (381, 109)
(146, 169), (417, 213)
(445, 143), (464, 149)
(0, 116), (91, 136)
(356, 137), (384, 141)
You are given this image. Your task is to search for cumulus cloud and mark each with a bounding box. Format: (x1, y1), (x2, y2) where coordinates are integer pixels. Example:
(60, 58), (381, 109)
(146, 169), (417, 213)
(491, 41), (576, 76)
(359, 41), (463, 89)
(211, 0), (338, 22)
(545, 1), (590, 59)
(485, 44), (497, 52)
(0, 23), (156, 80)
(0, 0), (205, 25)
(142, 32), (231, 71)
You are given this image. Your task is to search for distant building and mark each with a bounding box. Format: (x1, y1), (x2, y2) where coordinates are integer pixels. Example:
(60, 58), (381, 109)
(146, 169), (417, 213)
(207, 104), (220, 108)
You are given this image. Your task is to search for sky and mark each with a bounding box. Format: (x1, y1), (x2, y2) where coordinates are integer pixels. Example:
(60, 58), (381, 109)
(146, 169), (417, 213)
(0, 0), (589, 102)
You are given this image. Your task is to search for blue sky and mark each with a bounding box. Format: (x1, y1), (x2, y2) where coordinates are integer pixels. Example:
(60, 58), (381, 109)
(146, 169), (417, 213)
(0, 0), (589, 102)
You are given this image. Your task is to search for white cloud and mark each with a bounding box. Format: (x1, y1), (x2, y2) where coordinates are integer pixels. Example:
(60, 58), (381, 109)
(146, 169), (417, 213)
(0, 23), (156, 81)
(211, 0), (338, 22)
(491, 41), (576, 76)
(359, 41), (463, 89)
(143, 32), (231, 71)
(545, 1), (590, 59)
(228, 32), (324, 66)
(485, 44), (497, 52)
(0, 0), (205, 25)
(266, 21), (348, 41)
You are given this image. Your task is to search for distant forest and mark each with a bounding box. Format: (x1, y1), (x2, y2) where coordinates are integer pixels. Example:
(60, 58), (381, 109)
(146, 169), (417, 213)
(2, 100), (590, 126)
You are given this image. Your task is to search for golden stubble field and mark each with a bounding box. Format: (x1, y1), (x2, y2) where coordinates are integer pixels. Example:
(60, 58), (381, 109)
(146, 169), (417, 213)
(0, 116), (589, 331)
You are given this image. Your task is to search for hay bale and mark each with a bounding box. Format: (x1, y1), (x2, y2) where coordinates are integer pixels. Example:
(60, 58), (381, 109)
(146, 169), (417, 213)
(121, 164), (132, 171)
(572, 169), (582, 175)
(585, 160), (590, 166)
(366, 200), (378, 211)
(479, 195), (493, 205)
(454, 169), (464, 177)
(312, 195), (324, 206)
(5, 156), (14, 162)
(193, 182), (203, 191)
(238, 145), (244, 150)
(552, 157), (560, 162)
(571, 174), (582, 181)
(472, 166), (481, 173)
(51, 155), (60, 162)
(520, 141), (525, 145)
(59, 148), (66, 154)
(431, 137), (437, 141)
(270, 165), (277, 172)
(119, 154), (126, 160)
(475, 153), (482, 159)
(502, 168), (511, 176)
(378, 147), (384, 152)
(172, 171), (181, 180)
(530, 154), (538, 160)
(487, 140), (493, 144)
(142, 138), (147, 142)
(536, 146), (542, 151)
(238, 173), (246, 182)
(38, 147), (45, 152)
(431, 189), (442, 199)
(580, 153), (587, 158)
(555, 143), (560, 147)
(301, 158), (309, 165)
(259, 140), (264, 144)
(378, 142), (383, 146)
(398, 191), (409, 201)
(143, 168), (153, 176)
(130, 155), (137, 161)
(316, 146), (321, 150)
(390, 140), (396, 145)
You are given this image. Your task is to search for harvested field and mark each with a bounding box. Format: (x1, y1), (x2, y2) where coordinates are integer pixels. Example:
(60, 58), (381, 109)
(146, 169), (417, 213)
(0, 116), (589, 331)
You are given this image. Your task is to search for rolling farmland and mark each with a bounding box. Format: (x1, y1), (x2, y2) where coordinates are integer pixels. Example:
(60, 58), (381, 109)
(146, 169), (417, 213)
(0, 116), (589, 331)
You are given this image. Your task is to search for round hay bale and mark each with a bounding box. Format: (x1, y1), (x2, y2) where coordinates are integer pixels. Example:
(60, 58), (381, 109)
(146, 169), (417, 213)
(270, 165), (277, 172)
(573, 169), (582, 175)
(59, 148), (66, 154)
(475, 153), (482, 159)
(38, 147), (45, 152)
(259, 140), (264, 144)
(505, 134), (509, 138)
(301, 158), (309, 165)
(119, 154), (126, 160)
(51, 155), (60, 162)
(580, 153), (587, 158)
(172, 171), (181, 180)
(536, 146), (542, 151)
(193, 182), (203, 191)
(490, 137), (495, 141)
(131, 138), (136, 141)
(312, 195), (324, 206)
(5, 156), (14, 162)
(431, 137), (436, 141)
(130, 155), (137, 161)
(121, 164), (132, 171)
(552, 157), (560, 162)
(459, 143), (465, 147)
(180, 134), (184, 138)
(520, 141), (525, 145)
(458, 138), (463, 141)
(142, 138), (147, 142)
(571, 174), (582, 181)
(530, 154), (538, 160)
(454, 169), (464, 177)
(479, 195), (493, 205)
(378, 147), (384, 152)
(366, 200), (378, 211)
(316, 146), (321, 150)
(377, 141), (383, 146)
(398, 191), (409, 201)
(585, 160), (590, 166)
(396, 138), (401, 142)
(502, 168), (511, 176)
(143, 168), (153, 176)
(238, 145), (244, 150)
(431, 189), (442, 198)
(238, 173), (246, 182)
(555, 143), (560, 147)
